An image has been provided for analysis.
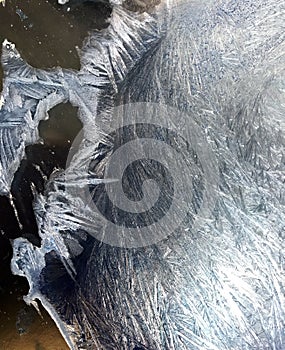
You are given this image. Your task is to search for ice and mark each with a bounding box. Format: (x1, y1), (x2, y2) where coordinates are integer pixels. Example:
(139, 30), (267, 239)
(0, 40), (68, 195)
(4, 0), (285, 349)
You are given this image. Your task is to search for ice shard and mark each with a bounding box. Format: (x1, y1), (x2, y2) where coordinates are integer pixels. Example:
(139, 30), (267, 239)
(5, 0), (285, 349)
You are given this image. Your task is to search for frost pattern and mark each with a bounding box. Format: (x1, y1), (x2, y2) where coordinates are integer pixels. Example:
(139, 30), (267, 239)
(0, 6), (158, 195)
(4, 0), (285, 349)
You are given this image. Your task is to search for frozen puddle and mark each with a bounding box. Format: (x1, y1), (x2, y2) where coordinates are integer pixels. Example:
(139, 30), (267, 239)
(0, 0), (284, 349)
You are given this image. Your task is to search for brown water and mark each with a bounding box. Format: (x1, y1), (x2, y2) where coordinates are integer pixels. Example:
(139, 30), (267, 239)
(0, 1), (110, 348)
(0, 0), (111, 90)
(0, 282), (69, 350)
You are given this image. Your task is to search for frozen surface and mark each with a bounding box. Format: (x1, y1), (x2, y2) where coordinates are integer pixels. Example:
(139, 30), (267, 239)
(3, 0), (285, 349)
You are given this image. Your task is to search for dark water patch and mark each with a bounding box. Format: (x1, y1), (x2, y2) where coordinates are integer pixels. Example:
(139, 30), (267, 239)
(0, 279), (69, 349)
(0, 0), (111, 91)
(39, 102), (83, 149)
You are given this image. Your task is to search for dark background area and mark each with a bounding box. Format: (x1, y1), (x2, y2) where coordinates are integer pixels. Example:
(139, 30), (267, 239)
(0, 0), (111, 89)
